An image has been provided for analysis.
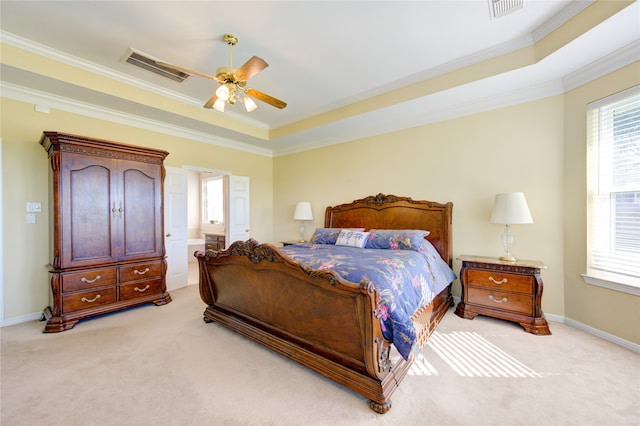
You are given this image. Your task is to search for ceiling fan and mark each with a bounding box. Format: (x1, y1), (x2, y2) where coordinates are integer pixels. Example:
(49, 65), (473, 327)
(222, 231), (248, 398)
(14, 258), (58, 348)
(159, 33), (287, 112)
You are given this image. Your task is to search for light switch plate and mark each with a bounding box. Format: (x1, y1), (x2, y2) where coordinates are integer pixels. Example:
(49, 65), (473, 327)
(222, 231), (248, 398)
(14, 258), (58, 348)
(26, 213), (36, 224)
(26, 202), (42, 212)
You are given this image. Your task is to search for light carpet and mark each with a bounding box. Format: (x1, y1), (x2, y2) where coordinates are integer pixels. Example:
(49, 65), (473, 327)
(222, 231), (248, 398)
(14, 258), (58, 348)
(1, 284), (638, 426)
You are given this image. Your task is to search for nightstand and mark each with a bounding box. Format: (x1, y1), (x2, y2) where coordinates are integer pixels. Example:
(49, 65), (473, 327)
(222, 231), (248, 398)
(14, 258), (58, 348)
(455, 255), (551, 335)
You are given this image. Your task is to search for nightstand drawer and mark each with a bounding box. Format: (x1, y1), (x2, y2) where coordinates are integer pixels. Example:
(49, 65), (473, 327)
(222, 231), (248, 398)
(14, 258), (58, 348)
(467, 287), (533, 316)
(467, 269), (533, 294)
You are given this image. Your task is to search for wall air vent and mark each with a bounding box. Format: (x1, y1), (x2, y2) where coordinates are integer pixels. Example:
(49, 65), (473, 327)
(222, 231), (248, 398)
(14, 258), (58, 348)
(121, 48), (191, 83)
(489, 0), (524, 19)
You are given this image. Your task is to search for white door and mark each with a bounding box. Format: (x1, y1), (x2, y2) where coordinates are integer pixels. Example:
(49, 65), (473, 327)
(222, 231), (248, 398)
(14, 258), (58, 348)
(164, 166), (188, 291)
(227, 175), (250, 245)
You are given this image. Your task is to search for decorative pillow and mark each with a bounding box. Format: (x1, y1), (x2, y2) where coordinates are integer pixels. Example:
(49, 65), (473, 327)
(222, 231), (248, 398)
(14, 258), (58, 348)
(335, 229), (370, 248)
(366, 229), (430, 251)
(310, 228), (365, 244)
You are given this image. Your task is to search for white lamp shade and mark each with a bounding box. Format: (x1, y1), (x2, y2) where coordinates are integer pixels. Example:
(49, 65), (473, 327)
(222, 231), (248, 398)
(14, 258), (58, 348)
(213, 98), (225, 112)
(490, 192), (533, 225)
(216, 84), (230, 101)
(244, 96), (258, 112)
(293, 201), (313, 221)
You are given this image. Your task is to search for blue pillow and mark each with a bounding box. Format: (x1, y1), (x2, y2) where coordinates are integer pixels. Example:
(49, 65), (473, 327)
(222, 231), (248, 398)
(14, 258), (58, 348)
(309, 228), (364, 244)
(366, 229), (430, 251)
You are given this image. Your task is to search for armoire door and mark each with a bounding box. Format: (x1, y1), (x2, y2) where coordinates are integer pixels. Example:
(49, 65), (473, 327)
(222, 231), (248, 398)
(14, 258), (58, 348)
(117, 158), (164, 262)
(58, 151), (119, 269)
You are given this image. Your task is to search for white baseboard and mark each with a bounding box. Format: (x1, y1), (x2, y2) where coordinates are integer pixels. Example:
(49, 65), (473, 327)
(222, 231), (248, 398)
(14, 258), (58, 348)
(450, 297), (639, 353)
(2, 311), (43, 327)
(547, 313), (640, 353)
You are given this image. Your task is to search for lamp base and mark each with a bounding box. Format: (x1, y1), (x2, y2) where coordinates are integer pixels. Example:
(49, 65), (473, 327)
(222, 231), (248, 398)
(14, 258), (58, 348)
(298, 221), (306, 243)
(499, 255), (517, 262)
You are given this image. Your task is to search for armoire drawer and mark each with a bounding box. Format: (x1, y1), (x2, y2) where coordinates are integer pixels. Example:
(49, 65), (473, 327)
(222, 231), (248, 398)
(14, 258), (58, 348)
(119, 279), (164, 301)
(119, 261), (162, 283)
(62, 287), (117, 313)
(62, 268), (117, 292)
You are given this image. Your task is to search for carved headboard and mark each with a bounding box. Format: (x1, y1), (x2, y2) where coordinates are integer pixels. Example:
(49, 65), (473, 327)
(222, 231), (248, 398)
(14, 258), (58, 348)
(324, 194), (453, 266)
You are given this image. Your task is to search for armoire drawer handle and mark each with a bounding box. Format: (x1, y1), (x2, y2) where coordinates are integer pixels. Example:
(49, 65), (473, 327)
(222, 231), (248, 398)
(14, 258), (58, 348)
(133, 268), (150, 275)
(489, 295), (508, 303)
(81, 294), (101, 303)
(81, 275), (101, 284)
(134, 285), (150, 293)
(488, 276), (507, 285)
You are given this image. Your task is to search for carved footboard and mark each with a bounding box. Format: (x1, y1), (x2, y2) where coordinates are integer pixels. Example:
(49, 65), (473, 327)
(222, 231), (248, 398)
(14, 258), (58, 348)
(197, 240), (393, 406)
(197, 239), (452, 413)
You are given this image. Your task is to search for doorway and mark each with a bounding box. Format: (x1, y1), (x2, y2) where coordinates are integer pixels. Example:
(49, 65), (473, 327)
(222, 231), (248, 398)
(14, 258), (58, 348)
(164, 166), (250, 290)
(186, 169), (227, 284)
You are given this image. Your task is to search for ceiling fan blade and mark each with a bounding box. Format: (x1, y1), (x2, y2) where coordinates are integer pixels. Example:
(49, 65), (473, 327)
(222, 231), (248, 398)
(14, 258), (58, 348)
(156, 61), (219, 81)
(245, 88), (287, 109)
(203, 93), (218, 109)
(235, 56), (268, 81)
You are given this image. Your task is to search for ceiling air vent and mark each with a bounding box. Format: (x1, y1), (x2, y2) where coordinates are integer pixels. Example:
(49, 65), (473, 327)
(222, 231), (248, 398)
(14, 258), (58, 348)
(121, 48), (191, 83)
(489, 0), (524, 19)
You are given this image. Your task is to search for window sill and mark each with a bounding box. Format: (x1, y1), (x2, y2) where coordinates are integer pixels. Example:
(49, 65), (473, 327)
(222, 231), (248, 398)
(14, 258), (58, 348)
(582, 272), (640, 296)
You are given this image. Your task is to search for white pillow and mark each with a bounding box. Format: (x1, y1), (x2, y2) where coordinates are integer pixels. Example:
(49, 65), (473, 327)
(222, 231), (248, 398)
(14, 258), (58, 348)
(335, 229), (370, 248)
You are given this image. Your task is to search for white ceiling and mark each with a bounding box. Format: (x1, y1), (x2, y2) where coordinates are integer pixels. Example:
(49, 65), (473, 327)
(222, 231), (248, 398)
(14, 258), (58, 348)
(1, 1), (639, 156)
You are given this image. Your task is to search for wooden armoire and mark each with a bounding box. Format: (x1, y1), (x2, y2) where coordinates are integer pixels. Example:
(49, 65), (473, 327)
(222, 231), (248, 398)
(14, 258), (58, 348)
(40, 132), (172, 332)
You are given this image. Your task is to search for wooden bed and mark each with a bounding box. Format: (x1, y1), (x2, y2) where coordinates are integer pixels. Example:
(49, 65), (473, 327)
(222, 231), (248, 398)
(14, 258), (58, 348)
(196, 194), (453, 413)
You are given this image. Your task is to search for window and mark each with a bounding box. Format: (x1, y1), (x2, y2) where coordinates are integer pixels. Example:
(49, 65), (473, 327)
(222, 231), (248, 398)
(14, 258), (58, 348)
(202, 175), (225, 225)
(585, 86), (640, 294)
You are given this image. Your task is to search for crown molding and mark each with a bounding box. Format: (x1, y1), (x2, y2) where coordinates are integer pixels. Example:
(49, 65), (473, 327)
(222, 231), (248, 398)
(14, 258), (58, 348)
(1, 81), (273, 157)
(562, 40), (640, 92)
(0, 30), (268, 130)
(272, 78), (564, 157)
(532, 0), (594, 43)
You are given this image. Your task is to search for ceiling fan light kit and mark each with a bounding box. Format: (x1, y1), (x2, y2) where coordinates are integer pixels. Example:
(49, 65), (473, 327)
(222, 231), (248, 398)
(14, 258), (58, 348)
(158, 33), (286, 113)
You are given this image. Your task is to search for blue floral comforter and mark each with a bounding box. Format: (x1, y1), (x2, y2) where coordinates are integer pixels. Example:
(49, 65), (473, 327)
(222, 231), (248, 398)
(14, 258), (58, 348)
(281, 241), (456, 360)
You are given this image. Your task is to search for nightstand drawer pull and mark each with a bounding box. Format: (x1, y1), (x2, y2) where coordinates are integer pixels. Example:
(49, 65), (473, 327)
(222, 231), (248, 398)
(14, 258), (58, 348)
(489, 295), (508, 303)
(134, 285), (150, 293)
(81, 294), (101, 303)
(488, 276), (507, 284)
(81, 275), (101, 284)
(133, 268), (150, 275)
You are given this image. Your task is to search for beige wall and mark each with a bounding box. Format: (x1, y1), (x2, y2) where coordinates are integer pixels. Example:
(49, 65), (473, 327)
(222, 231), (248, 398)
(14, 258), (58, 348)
(274, 96), (566, 316)
(1, 97), (273, 320)
(2, 64), (639, 346)
(563, 62), (640, 344)
(274, 69), (640, 346)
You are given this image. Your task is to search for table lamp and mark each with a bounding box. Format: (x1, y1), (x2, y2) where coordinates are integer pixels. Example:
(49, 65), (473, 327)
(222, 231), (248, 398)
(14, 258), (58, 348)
(490, 192), (533, 261)
(293, 201), (313, 242)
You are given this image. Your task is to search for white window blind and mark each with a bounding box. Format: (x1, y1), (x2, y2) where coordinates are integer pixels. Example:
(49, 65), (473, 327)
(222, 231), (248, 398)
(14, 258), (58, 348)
(587, 86), (640, 285)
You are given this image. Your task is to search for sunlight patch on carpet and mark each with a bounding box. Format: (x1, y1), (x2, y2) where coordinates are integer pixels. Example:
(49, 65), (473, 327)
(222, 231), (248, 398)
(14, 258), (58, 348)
(408, 353), (439, 376)
(427, 331), (542, 378)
